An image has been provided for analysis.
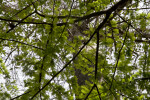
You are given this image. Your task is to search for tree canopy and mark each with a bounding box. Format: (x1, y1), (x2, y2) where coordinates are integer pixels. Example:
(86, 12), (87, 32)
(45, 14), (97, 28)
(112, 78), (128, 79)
(0, 0), (150, 99)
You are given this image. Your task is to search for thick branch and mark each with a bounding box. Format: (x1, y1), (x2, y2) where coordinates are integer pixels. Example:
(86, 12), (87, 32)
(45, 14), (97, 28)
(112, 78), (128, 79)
(95, 30), (99, 80)
(0, 0), (131, 28)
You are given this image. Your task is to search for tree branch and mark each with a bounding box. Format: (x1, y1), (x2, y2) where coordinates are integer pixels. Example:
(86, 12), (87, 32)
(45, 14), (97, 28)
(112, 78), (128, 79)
(0, 38), (44, 50)
(10, 91), (31, 100)
(95, 85), (102, 100)
(6, 11), (35, 33)
(95, 29), (99, 80)
(0, 0), (131, 28)
(84, 84), (96, 100)
(109, 27), (129, 89)
(29, 7), (111, 100)
(28, 0), (131, 99)
(135, 77), (150, 80)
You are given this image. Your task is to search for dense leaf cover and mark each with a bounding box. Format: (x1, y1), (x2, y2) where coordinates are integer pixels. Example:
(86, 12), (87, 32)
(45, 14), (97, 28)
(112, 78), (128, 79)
(0, 0), (150, 99)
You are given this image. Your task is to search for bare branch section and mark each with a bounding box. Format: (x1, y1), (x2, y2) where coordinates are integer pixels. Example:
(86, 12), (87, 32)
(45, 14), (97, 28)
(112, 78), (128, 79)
(29, 0), (131, 99)
(95, 29), (100, 80)
(135, 77), (150, 80)
(119, 7), (150, 10)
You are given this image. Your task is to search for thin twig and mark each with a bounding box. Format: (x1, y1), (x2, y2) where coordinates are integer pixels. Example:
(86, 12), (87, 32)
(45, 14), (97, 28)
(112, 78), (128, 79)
(95, 85), (102, 100)
(0, 38), (44, 50)
(10, 91), (31, 100)
(6, 11), (35, 33)
(109, 26), (129, 89)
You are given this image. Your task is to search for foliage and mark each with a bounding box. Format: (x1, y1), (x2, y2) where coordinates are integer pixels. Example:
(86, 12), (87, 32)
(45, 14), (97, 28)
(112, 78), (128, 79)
(0, 0), (150, 99)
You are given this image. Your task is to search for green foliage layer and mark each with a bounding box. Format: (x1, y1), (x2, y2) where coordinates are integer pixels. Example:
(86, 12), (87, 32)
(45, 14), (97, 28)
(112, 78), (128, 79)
(0, 0), (150, 99)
